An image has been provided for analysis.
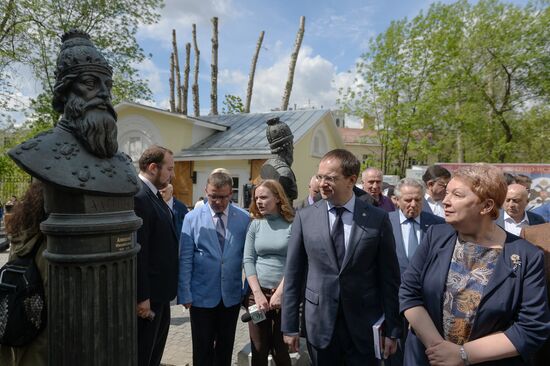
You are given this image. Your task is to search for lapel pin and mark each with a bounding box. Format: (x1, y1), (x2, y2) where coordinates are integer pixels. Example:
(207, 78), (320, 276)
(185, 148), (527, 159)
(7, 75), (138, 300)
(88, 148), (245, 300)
(510, 254), (521, 271)
(362, 213), (366, 217)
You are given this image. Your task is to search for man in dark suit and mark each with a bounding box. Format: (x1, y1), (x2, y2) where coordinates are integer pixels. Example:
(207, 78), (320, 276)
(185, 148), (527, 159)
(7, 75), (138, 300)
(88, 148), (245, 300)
(282, 149), (401, 366)
(387, 178), (444, 366)
(295, 175), (321, 210)
(421, 165), (451, 219)
(496, 183), (545, 235)
(134, 145), (179, 366)
(389, 178), (445, 277)
(160, 183), (188, 241)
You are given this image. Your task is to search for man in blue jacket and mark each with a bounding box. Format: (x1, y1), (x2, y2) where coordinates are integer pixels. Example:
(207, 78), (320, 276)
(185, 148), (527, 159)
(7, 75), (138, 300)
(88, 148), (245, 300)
(178, 169), (249, 366)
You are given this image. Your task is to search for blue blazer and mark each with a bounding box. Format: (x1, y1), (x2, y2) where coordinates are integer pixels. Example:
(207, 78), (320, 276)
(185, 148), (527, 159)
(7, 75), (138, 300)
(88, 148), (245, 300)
(172, 198), (188, 241)
(178, 203), (250, 308)
(495, 209), (546, 229)
(282, 198), (402, 352)
(389, 211), (445, 276)
(400, 224), (550, 365)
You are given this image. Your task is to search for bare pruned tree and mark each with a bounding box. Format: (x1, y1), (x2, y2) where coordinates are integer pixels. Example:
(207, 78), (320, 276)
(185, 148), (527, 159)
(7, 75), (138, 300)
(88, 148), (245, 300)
(169, 52), (175, 112)
(210, 17), (219, 115)
(182, 42), (190, 115)
(245, 30), (264, 113)
(281, 16), (305, 111)
(192, 23), (200, 117)
(172, 29), (182, 113)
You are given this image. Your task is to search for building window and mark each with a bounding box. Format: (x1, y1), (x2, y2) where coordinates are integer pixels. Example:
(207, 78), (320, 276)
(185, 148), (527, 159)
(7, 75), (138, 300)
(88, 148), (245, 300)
(312, 128), (329, 157)
(231, 177), (239, 204)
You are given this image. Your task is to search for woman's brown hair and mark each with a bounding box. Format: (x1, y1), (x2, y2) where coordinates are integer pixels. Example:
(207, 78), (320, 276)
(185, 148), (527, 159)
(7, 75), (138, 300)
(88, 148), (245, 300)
(5, 181), (46, 236)
(249, 179), (294, 222)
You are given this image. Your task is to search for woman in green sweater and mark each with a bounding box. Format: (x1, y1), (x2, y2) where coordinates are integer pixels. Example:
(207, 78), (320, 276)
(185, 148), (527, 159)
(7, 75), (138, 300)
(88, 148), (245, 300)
(244, 179), (294, 366)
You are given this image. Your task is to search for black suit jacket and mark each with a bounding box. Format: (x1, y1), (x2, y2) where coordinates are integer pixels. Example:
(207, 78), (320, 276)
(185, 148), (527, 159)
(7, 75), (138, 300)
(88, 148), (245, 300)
(172, 198), (188, 241)
(282, 197), (402, 351)
(495, 209), (546, 229)
(134, 181), (179, 303)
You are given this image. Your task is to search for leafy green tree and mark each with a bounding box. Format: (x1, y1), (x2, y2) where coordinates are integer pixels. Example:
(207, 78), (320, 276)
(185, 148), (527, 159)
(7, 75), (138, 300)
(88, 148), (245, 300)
(222, 94), (245, 114)
(0, 0), (164, 128)
(340, 0), (550, 173)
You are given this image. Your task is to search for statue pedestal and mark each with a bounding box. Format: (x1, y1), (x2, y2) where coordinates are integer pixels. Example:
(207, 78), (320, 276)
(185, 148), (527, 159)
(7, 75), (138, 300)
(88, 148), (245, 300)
(41, 188), (141, 365)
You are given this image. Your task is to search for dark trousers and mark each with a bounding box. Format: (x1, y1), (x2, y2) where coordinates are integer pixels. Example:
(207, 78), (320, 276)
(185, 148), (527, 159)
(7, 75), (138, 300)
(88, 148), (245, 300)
(137, 301), (171, 366)
(190, 301), (241, 366)
(307, 307), (377, 366)
(247, 290), (291, 366)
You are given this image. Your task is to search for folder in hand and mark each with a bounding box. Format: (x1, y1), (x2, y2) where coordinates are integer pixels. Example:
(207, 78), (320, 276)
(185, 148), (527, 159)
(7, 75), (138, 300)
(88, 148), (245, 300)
(372, 314), (385, 359)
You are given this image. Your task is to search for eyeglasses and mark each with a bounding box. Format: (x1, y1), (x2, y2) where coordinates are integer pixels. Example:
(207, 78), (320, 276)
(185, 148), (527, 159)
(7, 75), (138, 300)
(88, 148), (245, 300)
(316, 174), (341, 184)
(207, 194), (232, 201)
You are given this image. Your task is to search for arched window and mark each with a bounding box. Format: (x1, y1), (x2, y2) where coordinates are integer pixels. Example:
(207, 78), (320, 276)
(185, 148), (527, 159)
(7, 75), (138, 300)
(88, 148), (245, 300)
(117, 115), (163, 167)
(311, 127), (329, 157)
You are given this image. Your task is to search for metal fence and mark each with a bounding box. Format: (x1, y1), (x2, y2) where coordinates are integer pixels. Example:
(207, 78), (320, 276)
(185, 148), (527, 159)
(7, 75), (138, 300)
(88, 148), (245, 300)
(0, 175), (32, 205)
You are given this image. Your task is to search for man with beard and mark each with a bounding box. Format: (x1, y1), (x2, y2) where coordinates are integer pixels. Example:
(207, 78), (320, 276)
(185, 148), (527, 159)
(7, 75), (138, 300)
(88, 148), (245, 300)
(8, 29), (138, 196)
(260, 117), (298, 206)
(135, 145), (179, 366)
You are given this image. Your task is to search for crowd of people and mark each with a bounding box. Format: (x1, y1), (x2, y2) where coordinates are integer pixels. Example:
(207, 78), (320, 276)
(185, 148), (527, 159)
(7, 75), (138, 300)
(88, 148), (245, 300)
(2, 145), (550, 366)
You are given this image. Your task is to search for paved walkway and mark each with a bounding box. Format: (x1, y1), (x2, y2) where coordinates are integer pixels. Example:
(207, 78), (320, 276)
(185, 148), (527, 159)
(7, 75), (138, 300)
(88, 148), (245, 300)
(0, 247), (251, 366)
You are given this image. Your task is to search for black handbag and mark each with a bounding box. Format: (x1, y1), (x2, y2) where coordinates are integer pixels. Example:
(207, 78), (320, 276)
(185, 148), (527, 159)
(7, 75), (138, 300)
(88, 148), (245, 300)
(0, 241), (46, 347)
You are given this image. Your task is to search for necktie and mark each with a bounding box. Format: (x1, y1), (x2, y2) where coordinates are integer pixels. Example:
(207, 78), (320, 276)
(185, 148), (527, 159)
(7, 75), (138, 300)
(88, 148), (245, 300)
(407, 218), (419, 259)
(331, 207), (346, 268)
(215, 212), (225, 251)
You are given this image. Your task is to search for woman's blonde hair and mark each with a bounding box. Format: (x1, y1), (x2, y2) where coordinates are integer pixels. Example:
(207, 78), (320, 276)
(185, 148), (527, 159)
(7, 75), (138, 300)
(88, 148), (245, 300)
(452, 163), (507, 220)
(249, 179), (294, 222)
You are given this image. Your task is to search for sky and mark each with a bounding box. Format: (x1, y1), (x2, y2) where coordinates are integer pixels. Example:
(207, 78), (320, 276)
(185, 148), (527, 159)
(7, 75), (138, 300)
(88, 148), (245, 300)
(4, 0), (529, 127)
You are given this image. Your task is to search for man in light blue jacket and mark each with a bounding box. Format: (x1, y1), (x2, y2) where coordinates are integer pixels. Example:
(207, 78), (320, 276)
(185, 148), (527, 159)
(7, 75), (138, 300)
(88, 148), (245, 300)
(178, 169), (250, 366)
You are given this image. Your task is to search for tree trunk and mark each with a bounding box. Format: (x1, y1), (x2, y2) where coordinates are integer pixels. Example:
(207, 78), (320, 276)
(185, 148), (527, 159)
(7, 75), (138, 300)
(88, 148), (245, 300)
(182, 42), (190, 115)
(169, 52), (175, 112)
(210, 17), (218, 115)
(192, 23), (200, 117)
(281, 16), (305, 111)
(245, 30), (264, 113)
(172, 29), (182, 113)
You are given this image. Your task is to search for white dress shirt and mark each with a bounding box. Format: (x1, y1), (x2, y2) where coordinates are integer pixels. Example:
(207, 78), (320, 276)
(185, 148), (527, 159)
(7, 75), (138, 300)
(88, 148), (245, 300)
(503, 211), (529, 236)
(425, 193), (445, 218)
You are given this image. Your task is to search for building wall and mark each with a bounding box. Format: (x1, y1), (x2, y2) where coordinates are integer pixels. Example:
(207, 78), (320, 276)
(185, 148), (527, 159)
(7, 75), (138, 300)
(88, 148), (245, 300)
(116, 105), (215, 162)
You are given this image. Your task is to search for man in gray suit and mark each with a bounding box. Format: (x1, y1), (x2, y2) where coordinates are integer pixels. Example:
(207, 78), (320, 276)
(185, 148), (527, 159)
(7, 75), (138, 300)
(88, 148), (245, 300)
(282, 149), (401, 365)
(387, 178), (444, 366)
(389, 178), (445, 276)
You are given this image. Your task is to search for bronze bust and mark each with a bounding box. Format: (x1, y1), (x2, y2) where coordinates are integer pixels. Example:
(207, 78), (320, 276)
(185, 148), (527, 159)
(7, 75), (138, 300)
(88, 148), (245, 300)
(260, 117), (297, 203)
(8, 30), (138, 196)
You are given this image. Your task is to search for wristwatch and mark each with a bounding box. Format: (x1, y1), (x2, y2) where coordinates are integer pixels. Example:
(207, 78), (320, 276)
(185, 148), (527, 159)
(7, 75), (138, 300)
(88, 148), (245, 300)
(459, 346), (470, 365)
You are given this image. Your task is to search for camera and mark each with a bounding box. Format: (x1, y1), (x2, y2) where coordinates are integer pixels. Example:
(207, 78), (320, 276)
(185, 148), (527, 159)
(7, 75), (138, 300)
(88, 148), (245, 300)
(247, 304), (266, 324)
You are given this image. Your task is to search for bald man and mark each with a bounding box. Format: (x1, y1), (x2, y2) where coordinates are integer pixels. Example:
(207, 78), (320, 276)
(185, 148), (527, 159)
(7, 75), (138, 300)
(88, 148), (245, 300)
(295, 175), (321, 210)
(496, 183), (545, 235)
(361, 168), (395, 212)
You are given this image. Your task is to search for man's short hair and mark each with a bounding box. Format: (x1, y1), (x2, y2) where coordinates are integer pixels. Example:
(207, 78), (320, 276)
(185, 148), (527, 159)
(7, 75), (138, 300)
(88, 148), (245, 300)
(422, 165), (451, 183)
(207, 170), (233, 189)
(321, 149), (360, 177)
(138, 145), (173, 172)
(394, 178), (425, 198)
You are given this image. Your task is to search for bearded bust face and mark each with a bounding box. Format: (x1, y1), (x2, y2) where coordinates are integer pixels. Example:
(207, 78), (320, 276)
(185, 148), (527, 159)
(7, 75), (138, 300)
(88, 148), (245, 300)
(62, 71), (118, 158)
